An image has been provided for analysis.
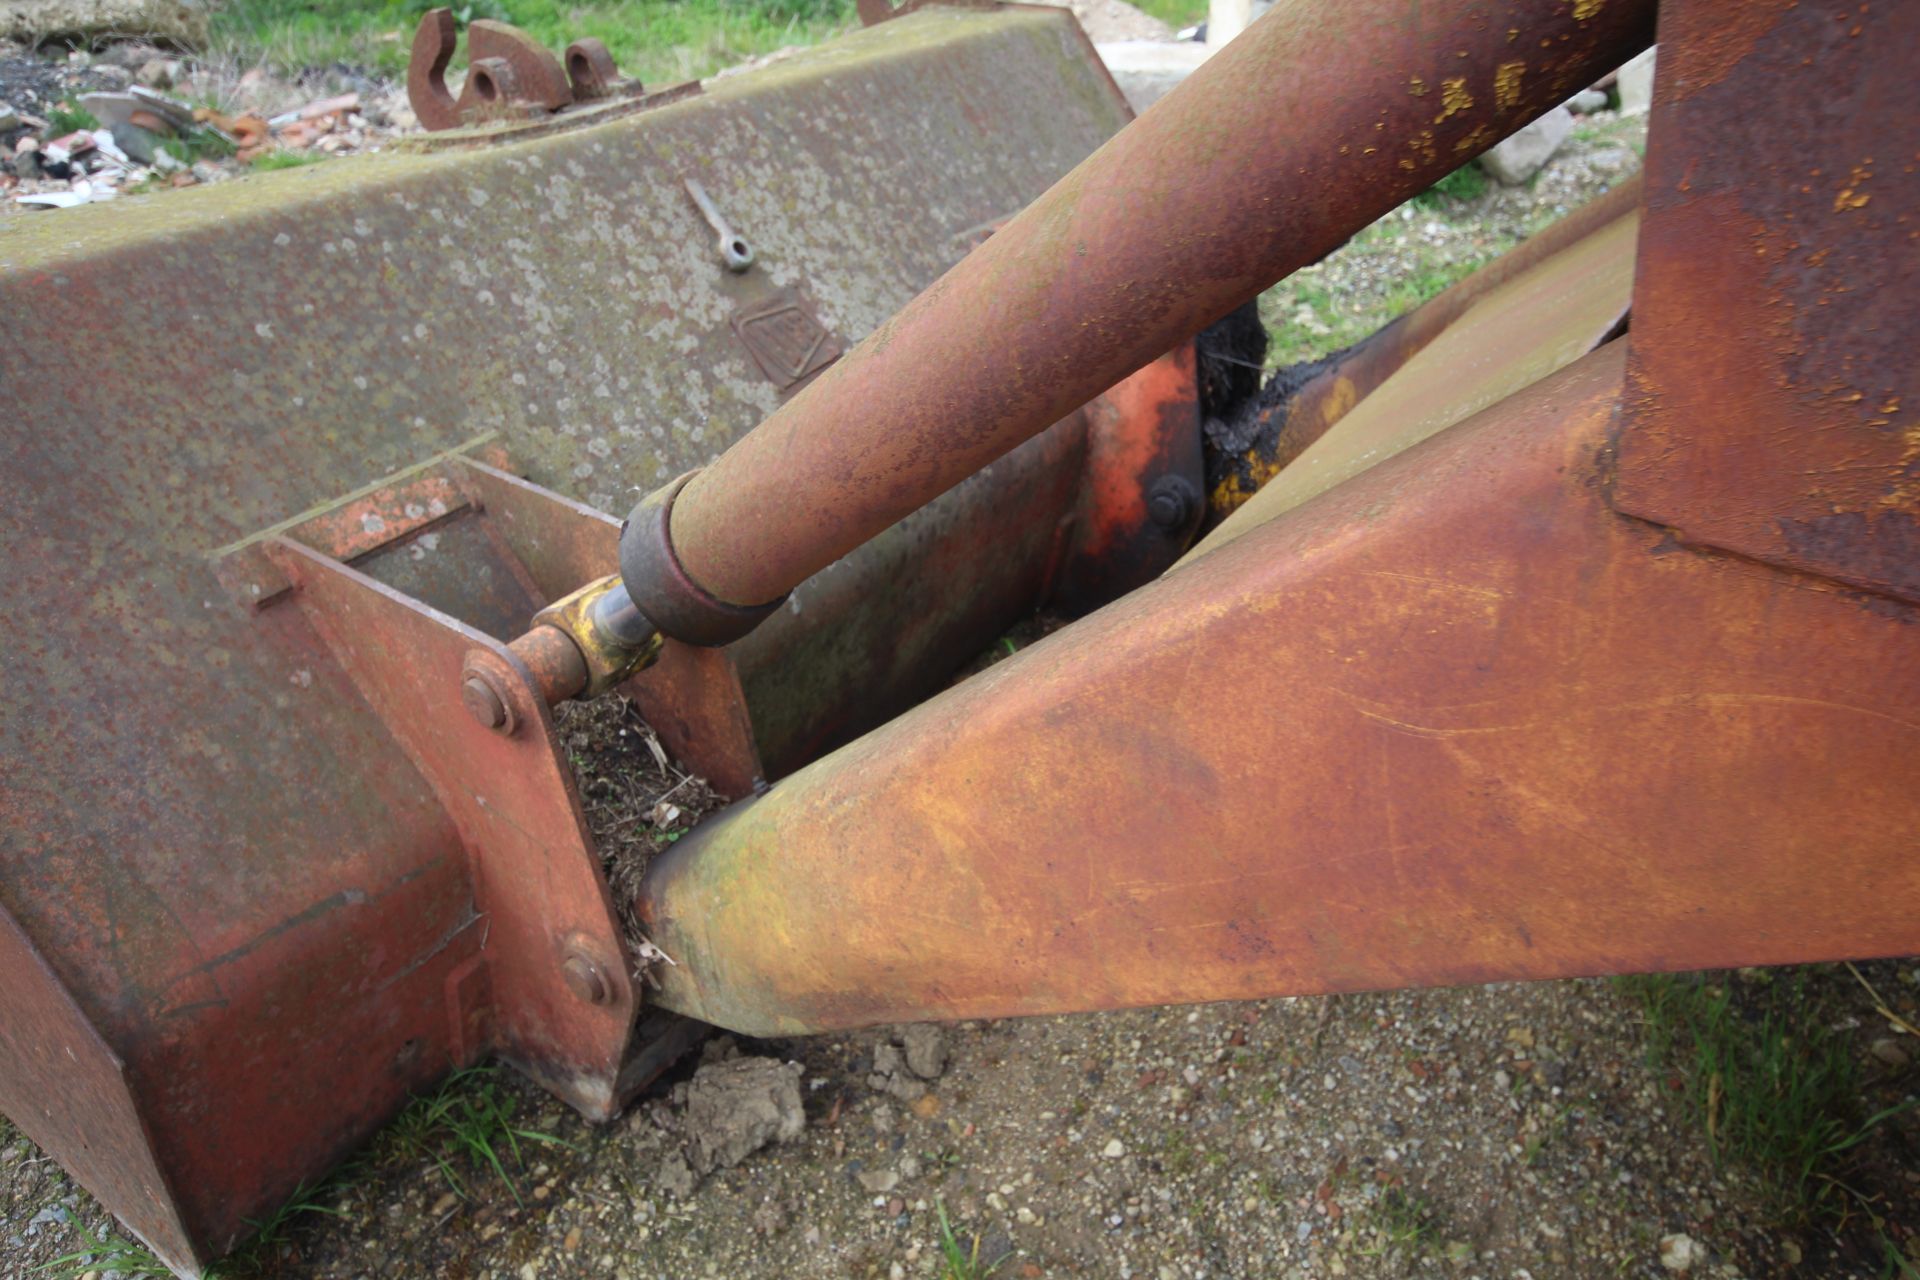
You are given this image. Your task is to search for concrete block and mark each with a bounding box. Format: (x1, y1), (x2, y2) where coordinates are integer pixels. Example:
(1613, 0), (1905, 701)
(1094, 40), (1215, 113)
(1617, 46), (1657, 116)
(1478, 105), (1574, 186)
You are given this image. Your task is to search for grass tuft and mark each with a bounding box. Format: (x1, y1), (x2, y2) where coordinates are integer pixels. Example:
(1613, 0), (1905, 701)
(1414, 163), (1488, 207)
(45, 103), (100, 136)
(31, 1217), (168, 1279)
(383, 1065), (573, 1206)
(934, 1198), (1009, 1280)
(240, 1176), (347, 1250)
(1618, 970), (1917, 1222)
(1358, 1184), (1435, 1258)
(251, 148), (329, 170)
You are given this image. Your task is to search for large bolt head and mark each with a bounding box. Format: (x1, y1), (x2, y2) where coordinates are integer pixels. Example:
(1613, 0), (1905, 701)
(562, 952), (613, 1005)
(1147, 474), (1201, 533)
(461, 674), (511, 731)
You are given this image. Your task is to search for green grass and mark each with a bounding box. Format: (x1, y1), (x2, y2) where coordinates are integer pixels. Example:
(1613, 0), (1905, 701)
(208, 0), (861, 84)
(1617, 970), (1917, 1222)
(1125, 0), (1207, 27)
(163, 119), (239, 164)
(1413, 163), (1488, 208)
(382, 1065), (573, 1206)
(934, 1198), (1009, 1280)
(251, 148), (329, 170)
(45, 103), (99, 135)
(1256, 226), (1497, 370)
(1358, 1185), (1435, 1257)
(240, 1176), (347, 1250)
(1884, 1233), (1920, 1280)
(31, 1218), (169, 1279)
(19, 1069), (552, 1280)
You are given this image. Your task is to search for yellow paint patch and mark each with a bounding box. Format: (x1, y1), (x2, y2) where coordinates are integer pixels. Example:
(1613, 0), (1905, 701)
(1434, 77), (1474, 123)
(1407, 129), (1439, 164)
(1834, 162), (1873, 212)
(1408, 76), (1429, 96)
(1885, 422), (1920, 509)
(1453, 124), (1496, 155)
(1318, 376), (1358, 429)
(1494, 61), (1526, 111)
(1572, 0), (1603, 18)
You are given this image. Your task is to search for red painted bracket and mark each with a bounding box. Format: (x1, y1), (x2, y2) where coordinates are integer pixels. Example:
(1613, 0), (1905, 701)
(233, 456), (757, 1115)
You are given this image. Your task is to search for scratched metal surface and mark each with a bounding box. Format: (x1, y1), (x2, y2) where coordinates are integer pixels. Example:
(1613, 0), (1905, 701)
(0, 8), (1131, 1264)
(638, 346), (1920, 1036)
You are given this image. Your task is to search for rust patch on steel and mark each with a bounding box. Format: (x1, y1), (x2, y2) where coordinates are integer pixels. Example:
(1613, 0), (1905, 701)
(730, 410), (1091, 777)
(627, 644), (765, 800)
(0, 11), (1140, 1261)
(270, 540), (638, 1117)
(451, 458), (765, 794)
(1612, 0), (1920, 601)
(564, 38), (623, 100)
(0, 908), (201, 1275)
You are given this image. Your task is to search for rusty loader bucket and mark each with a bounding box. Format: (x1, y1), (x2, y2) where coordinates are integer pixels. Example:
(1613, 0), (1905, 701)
(3, 0), (1916, 1273)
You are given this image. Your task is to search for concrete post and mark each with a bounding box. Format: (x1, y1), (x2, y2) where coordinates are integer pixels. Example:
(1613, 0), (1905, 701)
(1208, 0), (1252, 46)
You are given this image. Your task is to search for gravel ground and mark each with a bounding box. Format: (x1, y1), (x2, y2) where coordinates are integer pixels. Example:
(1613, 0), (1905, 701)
(5, 80), (1918, 1280)
(7, 970), (1914, 1280)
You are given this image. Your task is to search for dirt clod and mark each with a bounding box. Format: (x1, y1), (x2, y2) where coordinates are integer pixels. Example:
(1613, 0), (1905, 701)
(868, 1024), (949, 1102)
(655, 1056), (806, 1194)
(901, 1024), (948, 1081)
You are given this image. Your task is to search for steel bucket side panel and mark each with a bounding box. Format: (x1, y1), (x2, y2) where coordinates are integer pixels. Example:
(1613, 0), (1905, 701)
(0, 909), (201, 1274)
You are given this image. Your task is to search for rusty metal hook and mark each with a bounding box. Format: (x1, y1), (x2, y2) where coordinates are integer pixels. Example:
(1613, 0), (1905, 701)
(565, 38), (625, 101)
(407, 7), (575, 132)
(408, 7), (463, 131)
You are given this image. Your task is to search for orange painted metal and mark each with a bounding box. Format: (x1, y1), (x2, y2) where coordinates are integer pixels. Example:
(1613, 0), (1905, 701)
(1612, 0), (1919, 602)
(636, 344), (1920, 1035)
(656, 0), (1656, 613)
(1051, 343), (1205, 612)
(1207, 174), (1645, 520)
